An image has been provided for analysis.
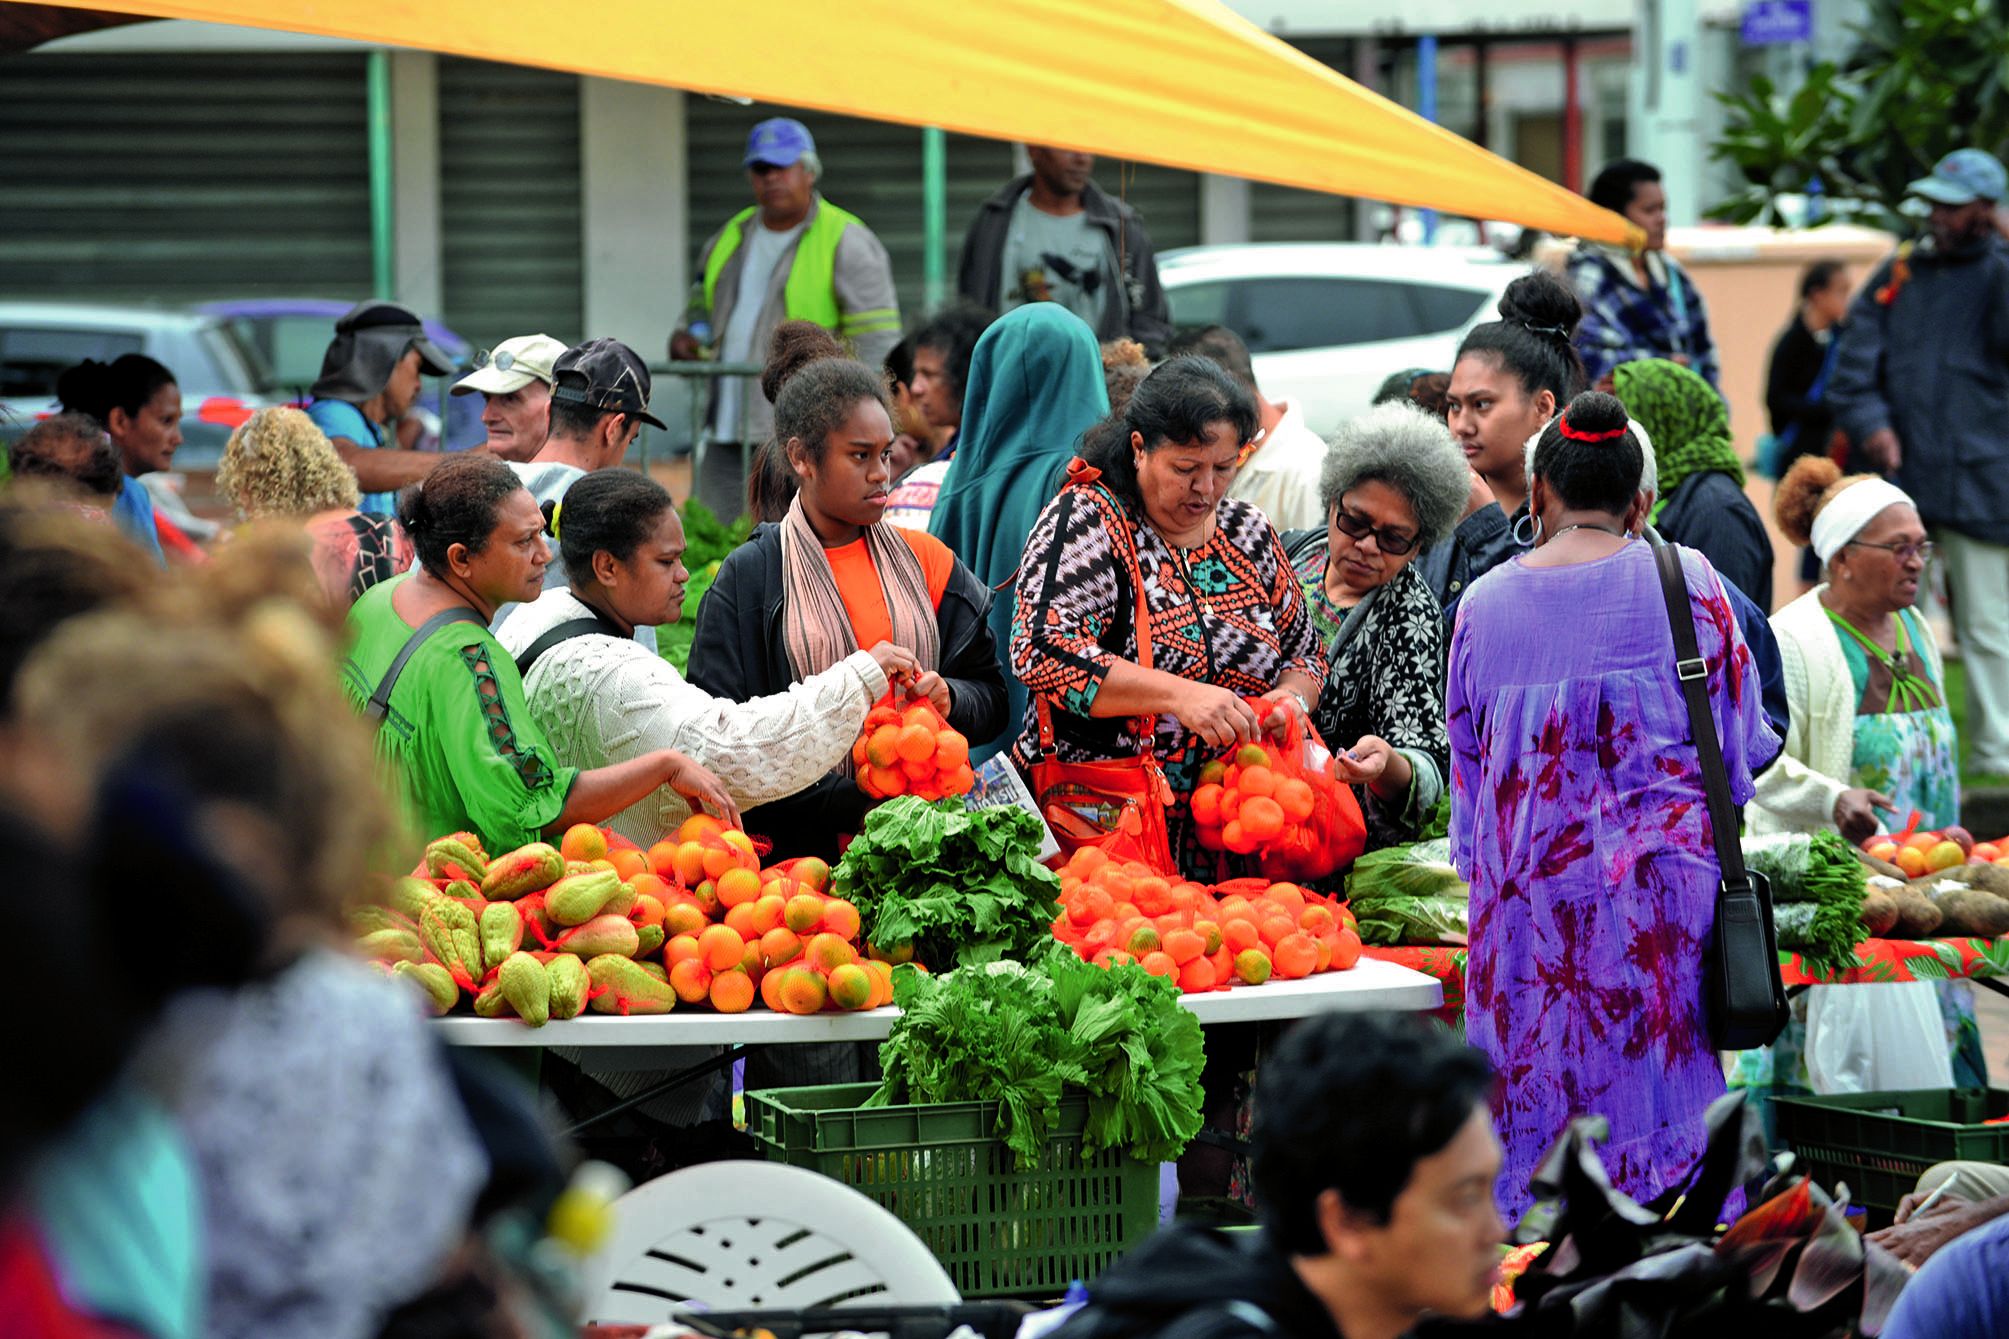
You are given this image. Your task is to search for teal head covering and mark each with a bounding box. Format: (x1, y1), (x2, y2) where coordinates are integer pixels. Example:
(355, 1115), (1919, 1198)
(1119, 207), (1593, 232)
(929, 304), (1110, 760)
(1611, 357), (1744, 521)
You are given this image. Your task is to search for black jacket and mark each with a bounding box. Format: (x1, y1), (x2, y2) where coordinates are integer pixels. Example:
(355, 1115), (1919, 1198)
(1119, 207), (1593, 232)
(1415, 501), (1524, 631)
(1655, 470), (1775, 613)
(1052, 1226), (1346, 1339)
(957, 175), (1175, 350)
(1763, 314), (1838, 458)
(685, 523), (1008, 861)
(1828, 232), (2009, 543)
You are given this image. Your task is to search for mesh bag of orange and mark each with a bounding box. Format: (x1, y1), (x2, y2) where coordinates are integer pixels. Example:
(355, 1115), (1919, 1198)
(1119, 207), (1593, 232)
(1190, 701), (1365, 883)
(851, 693), (975, 802)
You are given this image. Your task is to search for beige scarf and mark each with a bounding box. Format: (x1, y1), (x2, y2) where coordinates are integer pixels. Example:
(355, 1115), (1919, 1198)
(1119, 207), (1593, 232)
(779, 495), (940, 680)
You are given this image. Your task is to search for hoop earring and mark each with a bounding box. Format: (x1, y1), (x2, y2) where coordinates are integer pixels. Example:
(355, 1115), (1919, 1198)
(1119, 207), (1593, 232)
(1512, 513), (1544, 548)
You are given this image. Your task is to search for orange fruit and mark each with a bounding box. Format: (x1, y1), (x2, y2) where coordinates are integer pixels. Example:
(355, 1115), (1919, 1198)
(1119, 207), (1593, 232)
(1234, 947), (1273, 985)
(1239, 796), (1286, 842)
(1178, 955), (1218, 993)
(1299, 904), (1336, 936)
(1238, 766), (1277, 800)
(1904, 830), (1942, 852)
(760, 926), (803, 968)
(663, 900), (707, 937)
(895, 723), (937, 764)
(720, 830), (759, 867)
(646, 840), (680, 879)
(820, 898), (862, 941)
(690, 879), (719, 915)
(676, 814), (724, 844)
(1190, 782), (1225, 827)
(1128, 924), (1161, 955)
(934, 731), (970, 771)
(1258, 914), (1295, 948)
(1276, 778), (1317, 824)
(748, 893), (787, 935)
(865, 725), (903, 769)
(866, 940), (914, 965)
(701, 843), (739, 881)
(785, 893), (828, 935)
(1274, 933), (1318, 979)
(900, 757), (934, 783)
(668, 957), (712, 1003)
(722, 901), (759, 940)
(1265, 883), (1308, 912)
(827, 963), (874, 1010)
(775, 966), (827, 1015)
(698, 924), (746, 971)
(866, 764), (907, 797)
(629, 892), (667, 932)
(862, 959), (895, 1008)
(1234, 743), (1271, 769)
(1313, 936), (1333, 972)
(608, 848), (649, 881)
(806, 932), (857, 973)
(709, 967), (755, 1013)
(759, 963), (789, 1011)
(1330, 927), (1363, 971)
(716, 867), (762, 910)
(1139, 951), (1178, 980)
(629, 871), (672, 905)
(665, 933), (705, 968)
(1070, 847), (1111, 878)
(1193, 919), (1224, 955)
(1162, 928), (1206, 966)
(1927, 840), (1967, 872)
(793, 856), (832, 892)
(670, 841), (710, 887)
(1222, 918), (1260, 952)
(1222, 820), (1256, 855)
(560, 823), (608, 863)
(1894, 845), (1929, 877)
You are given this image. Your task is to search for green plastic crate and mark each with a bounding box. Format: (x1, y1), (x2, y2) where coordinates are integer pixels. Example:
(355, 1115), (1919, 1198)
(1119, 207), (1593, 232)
(745, 1083), (1160, 1299)
(1774, 1087), (2009, 1217)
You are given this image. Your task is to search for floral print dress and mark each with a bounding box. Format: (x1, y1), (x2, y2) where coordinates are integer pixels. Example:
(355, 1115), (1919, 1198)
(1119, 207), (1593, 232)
(1011, 479), (1325, 881)
(1448, 543), (1778, 1221)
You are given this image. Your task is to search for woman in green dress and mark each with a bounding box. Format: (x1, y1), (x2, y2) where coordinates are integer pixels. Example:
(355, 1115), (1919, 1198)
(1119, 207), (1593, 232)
(341, 453), (735, 851)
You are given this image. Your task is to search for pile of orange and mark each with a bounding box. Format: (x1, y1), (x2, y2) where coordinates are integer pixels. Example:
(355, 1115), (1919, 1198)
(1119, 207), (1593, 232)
(852, 697), (976, 802)
(1190, 743), (1320, 856)
(1049, 848), (1362, 994)
(643, 813), (901, 1014)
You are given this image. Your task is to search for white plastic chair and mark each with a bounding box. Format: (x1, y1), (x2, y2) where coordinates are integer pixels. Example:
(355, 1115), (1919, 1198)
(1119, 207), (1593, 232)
(581, 1160), (961, 1326)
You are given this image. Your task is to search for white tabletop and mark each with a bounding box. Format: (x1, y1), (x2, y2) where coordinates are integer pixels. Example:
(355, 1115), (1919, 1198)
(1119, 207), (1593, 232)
(434, 956), (1442, 1048)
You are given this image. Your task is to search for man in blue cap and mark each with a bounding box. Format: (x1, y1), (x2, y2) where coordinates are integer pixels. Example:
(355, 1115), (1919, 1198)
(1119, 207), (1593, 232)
(1829, 147), (2009, 774)
(670, 117), (901, 519)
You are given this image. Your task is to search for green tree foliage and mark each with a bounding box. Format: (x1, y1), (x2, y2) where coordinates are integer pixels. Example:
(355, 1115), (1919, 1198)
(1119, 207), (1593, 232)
(1711, 0), (2009, 231)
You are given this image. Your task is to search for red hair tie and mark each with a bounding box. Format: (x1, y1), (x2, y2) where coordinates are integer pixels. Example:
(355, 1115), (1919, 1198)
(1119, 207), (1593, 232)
(1557, 411), (1628, 444)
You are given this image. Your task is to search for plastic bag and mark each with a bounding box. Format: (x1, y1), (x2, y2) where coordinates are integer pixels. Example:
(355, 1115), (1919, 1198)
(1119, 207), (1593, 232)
(1803, 980), (1953, 1094)
(1190, 703), (1365, 883)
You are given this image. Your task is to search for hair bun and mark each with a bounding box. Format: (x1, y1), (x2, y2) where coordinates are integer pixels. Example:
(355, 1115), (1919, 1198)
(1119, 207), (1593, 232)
(1773, 455), (1843, 546)
(1557, 389), (1630, 439)
(1497, 271), (1583, 342)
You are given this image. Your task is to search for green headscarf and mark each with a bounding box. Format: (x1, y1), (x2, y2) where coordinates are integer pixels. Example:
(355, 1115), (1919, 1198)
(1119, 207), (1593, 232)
(1612, 357), (1744, 522)
(929, 304), (1110, 761)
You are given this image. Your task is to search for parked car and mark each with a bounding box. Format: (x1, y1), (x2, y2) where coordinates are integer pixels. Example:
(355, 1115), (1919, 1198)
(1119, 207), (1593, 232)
(1157, 243), (1523, 436)
(0, 302), (278, 467)
(199, 298), (484, 452)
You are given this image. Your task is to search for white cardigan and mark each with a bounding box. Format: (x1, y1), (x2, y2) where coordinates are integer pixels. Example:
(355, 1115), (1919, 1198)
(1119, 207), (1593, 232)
(1750, 587), (1945, 836)
(497, 588), (888, 847)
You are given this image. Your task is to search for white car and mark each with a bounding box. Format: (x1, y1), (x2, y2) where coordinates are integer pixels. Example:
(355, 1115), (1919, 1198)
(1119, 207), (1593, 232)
(1158, 243), (1525, 437)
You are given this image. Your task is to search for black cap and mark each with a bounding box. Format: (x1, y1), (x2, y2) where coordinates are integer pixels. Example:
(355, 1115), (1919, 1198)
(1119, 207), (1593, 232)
(331, 300), (455, 375)
(551, 338), (666, 430)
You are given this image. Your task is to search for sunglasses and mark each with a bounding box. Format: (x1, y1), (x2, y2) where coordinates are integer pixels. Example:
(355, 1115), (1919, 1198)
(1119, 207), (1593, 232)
(1333, 507), (1419, 556)
(473, 348), (537, 374)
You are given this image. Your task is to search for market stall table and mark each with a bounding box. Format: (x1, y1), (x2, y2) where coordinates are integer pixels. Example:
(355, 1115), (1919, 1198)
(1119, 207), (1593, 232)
(434, 956), (1443, 1047)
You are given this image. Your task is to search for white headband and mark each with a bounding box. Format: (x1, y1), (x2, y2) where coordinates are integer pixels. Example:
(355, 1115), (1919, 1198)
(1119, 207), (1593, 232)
(1811, 479), (1914, 562)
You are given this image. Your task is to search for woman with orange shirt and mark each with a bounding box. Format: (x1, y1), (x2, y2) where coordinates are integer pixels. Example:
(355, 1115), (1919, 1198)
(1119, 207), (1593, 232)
(689, 358), (1008, 860)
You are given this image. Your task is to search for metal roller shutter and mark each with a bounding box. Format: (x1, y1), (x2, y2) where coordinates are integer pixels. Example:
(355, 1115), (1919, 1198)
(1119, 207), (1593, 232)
(0, 51), (372, 302)
(685, 97), (1199, 329)
(1250, 38), (1358, 243)
(438, 58), (584, 346)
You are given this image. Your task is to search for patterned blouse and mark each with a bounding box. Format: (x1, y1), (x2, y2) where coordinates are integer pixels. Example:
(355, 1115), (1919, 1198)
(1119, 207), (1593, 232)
(1011, 479), (1325, 872)
(1287, 533), (1450, 851)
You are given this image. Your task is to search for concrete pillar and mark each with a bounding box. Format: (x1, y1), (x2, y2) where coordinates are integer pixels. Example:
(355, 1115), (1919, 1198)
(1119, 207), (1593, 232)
(387, 49), (442, 314)
(580, 79), (688, 357)
(1199, 174), (1251, 246)
(1630, 0), (1703, 226)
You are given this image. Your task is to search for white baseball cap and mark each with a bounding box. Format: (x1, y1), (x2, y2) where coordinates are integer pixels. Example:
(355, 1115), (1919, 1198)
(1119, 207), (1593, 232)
(452, 333), (566, 396)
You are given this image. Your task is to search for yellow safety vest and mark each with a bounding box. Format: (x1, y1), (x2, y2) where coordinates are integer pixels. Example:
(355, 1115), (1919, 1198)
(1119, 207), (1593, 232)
(701, 199), (898, 343)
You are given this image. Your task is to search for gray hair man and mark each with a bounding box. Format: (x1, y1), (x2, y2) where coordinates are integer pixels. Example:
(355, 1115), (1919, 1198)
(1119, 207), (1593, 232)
(450, 333), (565, 463)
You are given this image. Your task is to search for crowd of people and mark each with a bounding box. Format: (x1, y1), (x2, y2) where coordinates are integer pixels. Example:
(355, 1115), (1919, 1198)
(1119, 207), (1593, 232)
(11, 116), (2009, 1336)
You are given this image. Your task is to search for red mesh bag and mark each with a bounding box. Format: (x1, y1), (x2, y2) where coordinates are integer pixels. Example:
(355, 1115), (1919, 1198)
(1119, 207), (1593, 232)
(1191, 702), (1364, 883)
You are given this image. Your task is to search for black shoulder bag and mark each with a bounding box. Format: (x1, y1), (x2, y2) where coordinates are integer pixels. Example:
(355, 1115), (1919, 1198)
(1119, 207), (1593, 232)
(513, 611), (627, 678)
(1649, 534), (1789, 1050)
(365, 607), (484, 728)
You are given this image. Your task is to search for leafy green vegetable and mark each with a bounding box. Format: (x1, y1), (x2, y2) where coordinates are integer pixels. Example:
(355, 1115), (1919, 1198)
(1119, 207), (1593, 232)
(834, 797), (1061, 969)
(1745, 830), (1866, 975)
(1344, 839), (1470, 945)
(871, 948), (1205, 1167)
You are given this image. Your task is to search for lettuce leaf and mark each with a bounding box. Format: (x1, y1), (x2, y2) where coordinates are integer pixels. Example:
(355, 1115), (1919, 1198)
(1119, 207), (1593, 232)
(834, 797), (1061, 969)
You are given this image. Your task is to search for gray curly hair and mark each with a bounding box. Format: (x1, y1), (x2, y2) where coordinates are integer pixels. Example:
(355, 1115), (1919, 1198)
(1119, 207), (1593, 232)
(1318, 401), (1471, 551)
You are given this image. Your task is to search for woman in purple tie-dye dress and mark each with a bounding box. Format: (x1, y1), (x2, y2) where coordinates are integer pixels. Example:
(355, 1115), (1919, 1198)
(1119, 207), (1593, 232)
(1447, 392), (1779, 1221)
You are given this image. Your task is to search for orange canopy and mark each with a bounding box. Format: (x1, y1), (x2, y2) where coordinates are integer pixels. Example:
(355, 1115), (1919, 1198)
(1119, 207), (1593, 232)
(28, 0), (1637, 244)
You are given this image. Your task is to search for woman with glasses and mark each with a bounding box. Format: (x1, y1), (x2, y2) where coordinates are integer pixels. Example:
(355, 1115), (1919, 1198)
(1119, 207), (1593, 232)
(1282, 402), (1470, 851)
(1750, 456), (1975, 1097)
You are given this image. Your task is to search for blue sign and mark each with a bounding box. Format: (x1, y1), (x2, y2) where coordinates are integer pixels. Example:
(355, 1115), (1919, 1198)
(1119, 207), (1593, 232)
(1742, 0), (1813, 45)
